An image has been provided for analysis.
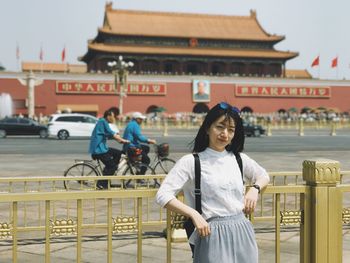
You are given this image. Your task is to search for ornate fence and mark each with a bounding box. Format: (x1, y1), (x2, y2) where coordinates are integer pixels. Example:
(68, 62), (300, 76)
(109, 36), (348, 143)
(0, 161), (349, 262)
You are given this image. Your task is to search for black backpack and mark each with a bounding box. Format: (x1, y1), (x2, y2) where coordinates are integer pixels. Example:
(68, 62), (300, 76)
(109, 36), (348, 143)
(183, 152), (244, 256)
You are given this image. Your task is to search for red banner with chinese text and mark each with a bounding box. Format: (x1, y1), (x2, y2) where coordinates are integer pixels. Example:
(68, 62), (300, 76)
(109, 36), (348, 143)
(56, 81), (167, 96)
(235, 85), (330, 98)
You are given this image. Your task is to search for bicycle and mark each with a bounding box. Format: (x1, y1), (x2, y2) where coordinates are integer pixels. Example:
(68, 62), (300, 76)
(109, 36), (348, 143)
(149, 143), (176, 186)
(63, 149), (156, 190)
(121, 143), (176, 188)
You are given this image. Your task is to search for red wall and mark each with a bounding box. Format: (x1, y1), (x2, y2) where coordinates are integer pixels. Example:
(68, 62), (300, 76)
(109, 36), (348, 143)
(0, 74), (349, 116)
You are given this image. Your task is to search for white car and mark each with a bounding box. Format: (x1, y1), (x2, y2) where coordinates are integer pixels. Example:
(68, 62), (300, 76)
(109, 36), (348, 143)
(48, 113), (98, 139)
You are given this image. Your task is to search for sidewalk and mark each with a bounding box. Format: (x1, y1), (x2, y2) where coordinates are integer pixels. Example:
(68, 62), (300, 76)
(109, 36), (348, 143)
(0, 230), (300, 262)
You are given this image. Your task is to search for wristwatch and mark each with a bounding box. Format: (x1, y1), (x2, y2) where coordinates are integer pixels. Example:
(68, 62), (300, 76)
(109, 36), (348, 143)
(252, 184), (261, 194)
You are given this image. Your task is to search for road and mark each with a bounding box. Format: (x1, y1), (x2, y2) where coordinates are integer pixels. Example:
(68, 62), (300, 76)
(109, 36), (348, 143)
(1, 128), (350, 154)
(0, 128), (350, 177)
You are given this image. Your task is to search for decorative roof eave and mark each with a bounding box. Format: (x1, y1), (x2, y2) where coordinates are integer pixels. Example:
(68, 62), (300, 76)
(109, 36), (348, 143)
(103, 2), (112, 29)
(85, 43), (298, 60)
(249, 10), (285, 44)
(80, 48), (97, 63)
(285, 69), (312, 79)
(97, 27), (285, 43)
(102, 5), (285, 42)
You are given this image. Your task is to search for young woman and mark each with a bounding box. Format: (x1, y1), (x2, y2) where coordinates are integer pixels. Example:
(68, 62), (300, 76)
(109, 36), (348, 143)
(156, 102), (270, 263)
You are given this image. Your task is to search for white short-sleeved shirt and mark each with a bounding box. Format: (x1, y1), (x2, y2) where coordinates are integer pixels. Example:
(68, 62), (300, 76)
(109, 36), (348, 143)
(156, 147), (269, 219)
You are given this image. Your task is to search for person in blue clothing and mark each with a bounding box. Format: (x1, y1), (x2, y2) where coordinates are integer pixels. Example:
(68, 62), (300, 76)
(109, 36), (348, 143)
(123, 112), (157, 175)
(89, 109), (129, 189)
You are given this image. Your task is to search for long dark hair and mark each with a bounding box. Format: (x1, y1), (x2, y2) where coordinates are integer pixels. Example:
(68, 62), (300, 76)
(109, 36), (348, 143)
(192, 103), (245, 154)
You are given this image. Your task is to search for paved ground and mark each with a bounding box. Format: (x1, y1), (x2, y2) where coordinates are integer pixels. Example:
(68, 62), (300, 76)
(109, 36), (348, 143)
(1, 228), (350, 262)
(0, 131), (350, 262)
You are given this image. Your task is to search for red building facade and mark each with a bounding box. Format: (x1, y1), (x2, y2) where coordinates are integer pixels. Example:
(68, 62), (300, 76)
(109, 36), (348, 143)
(0, 72), (349, 117)
(1, 4), (349, 117)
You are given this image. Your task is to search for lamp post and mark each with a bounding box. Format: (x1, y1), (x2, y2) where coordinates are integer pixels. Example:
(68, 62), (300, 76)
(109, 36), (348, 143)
(108, 56), (134, 115)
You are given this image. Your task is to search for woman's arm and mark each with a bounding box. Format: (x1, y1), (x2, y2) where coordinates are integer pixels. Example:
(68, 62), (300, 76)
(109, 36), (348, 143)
(165, 198), (211, 237)
(241, 153), (270, 214)
(243, 175), (269, 214)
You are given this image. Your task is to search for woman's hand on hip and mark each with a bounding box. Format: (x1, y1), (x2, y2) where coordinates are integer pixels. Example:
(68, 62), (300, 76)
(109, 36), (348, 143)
(192, 212), (210, 237)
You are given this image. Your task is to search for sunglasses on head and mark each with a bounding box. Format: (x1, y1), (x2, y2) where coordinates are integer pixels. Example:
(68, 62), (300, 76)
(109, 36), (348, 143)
(218, 102), (240, 114)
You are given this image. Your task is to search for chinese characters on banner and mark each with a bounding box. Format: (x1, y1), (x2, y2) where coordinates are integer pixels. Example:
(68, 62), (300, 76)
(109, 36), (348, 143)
(57, 81), (331, 99)
(235, 85), (331, 98)
(56, 81), (167, 95)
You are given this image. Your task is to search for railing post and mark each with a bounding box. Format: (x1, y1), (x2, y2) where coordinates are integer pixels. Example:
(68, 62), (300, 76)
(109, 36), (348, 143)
(12, 202), (18, 263)
(137, 197), (142, 263)
(166, 209), (172, 263)
(170, 193), (187, 242)
(45, 200), (51, 263)
(302, 159), (342, 263)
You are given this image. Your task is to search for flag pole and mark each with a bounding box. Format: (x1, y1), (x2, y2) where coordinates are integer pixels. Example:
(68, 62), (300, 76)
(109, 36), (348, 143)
(336, 56), (339, 80)
(16, 42), (20, 72)
(62, 45), (67, 73)
(318, 54), (320, 79)
(336, 67), (339, 80)
(40, 44), (43, 74)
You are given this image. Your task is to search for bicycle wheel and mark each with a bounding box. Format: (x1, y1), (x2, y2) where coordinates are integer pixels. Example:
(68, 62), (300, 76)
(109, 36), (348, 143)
(154, 158), (176, 174)
(122, 163), (156, 188)
(63, 163), (99, 190)
(153, 158), (176, 187)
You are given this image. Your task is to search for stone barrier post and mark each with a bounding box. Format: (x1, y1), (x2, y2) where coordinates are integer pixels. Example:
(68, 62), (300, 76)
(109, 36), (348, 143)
(267, 121), (272, 136)
(298, 118), (304, 136)
(330, 120), (337, 136)
(163, 118), (168, 137)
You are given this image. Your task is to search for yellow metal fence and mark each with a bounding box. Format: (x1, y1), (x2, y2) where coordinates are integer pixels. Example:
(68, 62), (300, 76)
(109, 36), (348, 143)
(0, 163), (350, 262)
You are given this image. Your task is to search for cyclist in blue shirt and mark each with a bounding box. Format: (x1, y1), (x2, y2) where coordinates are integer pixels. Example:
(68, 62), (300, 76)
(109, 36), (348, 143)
(123, 112), (156, 175)
(89, 109), (129, 189)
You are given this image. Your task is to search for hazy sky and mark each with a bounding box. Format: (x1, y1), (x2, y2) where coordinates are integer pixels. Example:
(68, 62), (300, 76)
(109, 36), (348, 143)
(1, 0), (349, 80)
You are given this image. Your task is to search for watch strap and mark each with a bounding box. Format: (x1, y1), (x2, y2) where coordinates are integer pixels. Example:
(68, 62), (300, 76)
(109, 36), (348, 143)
(252, 184), (261, 194)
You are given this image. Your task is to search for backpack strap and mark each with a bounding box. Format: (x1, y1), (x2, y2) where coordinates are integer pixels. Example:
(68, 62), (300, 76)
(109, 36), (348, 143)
(193, 153), (202, 214)
(234, 152), (244, 185)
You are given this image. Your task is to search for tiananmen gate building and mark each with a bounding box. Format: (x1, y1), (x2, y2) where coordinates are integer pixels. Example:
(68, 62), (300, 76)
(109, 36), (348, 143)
(0, 3), (349, 117)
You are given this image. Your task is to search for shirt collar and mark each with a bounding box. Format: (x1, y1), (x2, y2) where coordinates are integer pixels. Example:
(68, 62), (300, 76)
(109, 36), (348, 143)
(204, 147), (228, 157)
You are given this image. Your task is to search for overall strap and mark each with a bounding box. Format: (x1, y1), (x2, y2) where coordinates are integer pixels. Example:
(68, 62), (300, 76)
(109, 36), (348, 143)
(234, 152), (244, 184)
(192, 153), (202, 214)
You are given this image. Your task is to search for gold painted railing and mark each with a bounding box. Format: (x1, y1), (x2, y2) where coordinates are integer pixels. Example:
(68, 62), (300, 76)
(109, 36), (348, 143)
(0, 166), (350, 262)
(0, 189), (157, 263)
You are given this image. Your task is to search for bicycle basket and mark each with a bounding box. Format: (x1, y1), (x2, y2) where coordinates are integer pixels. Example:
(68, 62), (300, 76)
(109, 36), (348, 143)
(127, 147), (143, 162)
(157, 143), (169, 157)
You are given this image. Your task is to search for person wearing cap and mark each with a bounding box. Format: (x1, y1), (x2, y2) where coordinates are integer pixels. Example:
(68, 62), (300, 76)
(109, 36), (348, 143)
(122, 112), (157, 175)
(89, 109), (129, 189)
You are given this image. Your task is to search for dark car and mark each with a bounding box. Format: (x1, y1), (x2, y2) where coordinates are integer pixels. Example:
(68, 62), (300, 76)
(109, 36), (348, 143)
(243, 121), (265, 137)
(0, 117), (48, 138)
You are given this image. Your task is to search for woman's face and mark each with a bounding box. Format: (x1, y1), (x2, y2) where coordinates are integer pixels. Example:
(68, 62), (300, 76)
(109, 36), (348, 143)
(207, 115), (235, 152)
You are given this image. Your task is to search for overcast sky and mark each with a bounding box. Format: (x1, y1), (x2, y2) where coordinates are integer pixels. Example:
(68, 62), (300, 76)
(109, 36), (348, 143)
(1, 0), (349, 80)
